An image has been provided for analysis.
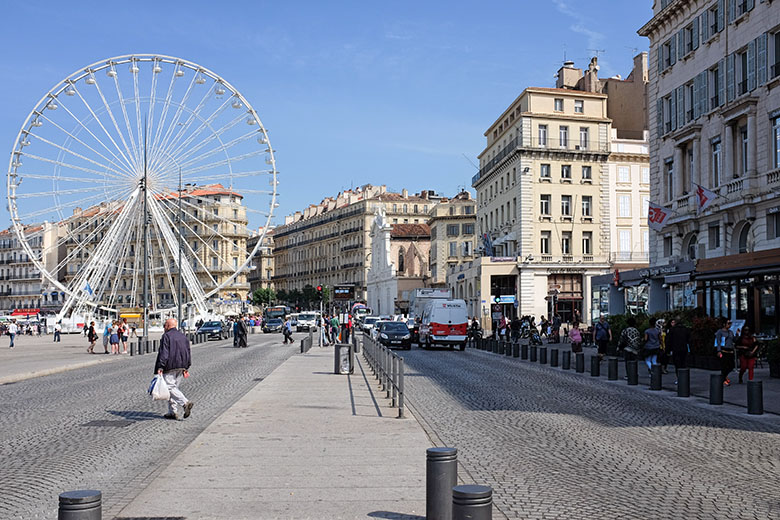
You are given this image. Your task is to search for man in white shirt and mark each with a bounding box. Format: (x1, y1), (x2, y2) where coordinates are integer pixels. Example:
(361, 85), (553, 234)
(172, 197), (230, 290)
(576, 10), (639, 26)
(54, 321), (62, 342)
(7, 320), (18, 348)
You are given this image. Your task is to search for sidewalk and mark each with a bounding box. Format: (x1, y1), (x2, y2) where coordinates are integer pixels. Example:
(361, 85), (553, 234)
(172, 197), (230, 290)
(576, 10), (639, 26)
(515, 339), (780, 414)
(117, 347), (431, 520)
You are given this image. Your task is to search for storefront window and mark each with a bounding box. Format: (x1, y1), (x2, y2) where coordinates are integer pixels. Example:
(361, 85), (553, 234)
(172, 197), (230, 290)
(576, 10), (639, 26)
(759, 285), (777, 336)
(625, 285), (648, 315)
(673, 282), (697, 310)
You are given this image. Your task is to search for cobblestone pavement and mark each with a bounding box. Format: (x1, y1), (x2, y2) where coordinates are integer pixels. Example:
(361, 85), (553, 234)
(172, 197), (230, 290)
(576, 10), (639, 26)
(401, 346), (780, 520)
(0, 331), (300, 519)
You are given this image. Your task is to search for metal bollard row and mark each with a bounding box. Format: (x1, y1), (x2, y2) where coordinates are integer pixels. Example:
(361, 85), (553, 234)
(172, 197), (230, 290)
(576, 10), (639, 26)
(360, 333), (405, 419)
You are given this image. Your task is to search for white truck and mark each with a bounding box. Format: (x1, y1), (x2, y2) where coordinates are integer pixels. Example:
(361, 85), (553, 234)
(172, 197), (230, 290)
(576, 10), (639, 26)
(409, 288), (452, 319)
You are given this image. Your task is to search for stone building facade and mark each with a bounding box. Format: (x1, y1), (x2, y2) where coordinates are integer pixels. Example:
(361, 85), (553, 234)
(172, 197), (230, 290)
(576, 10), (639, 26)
(428, 191), (477, 287)
(639, 0), (780, 334)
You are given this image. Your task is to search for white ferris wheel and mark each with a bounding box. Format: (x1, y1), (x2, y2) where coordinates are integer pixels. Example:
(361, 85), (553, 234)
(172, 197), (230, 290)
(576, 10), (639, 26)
(6, 54), (278, 320)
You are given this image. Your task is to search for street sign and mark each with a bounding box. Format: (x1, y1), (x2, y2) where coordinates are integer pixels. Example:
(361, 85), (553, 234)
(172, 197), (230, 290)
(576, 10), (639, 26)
(493, 295), (516, 304)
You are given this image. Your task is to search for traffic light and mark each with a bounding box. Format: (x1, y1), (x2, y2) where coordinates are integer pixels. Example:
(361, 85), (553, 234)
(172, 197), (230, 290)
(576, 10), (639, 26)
(316, 285), (323, 301)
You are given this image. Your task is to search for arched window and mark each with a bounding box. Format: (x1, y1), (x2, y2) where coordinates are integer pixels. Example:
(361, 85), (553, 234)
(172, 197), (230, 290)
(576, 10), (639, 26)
(738, 223), (752, 254)
(398, 248), (405, 273)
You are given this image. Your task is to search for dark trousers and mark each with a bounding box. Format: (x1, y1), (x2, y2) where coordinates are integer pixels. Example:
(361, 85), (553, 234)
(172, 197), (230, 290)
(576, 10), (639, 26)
(596, 339), (609, 356)
(54, 331), (61, 342)
(720, 350), (735, 381)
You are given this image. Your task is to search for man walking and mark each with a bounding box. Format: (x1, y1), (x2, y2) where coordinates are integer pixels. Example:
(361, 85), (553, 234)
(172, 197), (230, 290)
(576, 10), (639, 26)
(665, 318), (691, 385)
(282, 316), (293, 344)
(53, 321), (62, 342)
(236, 315), (249, 348)
(154, 318), (194, 421)
(593, 315), (612, 361)
(8, 319), (18, 348)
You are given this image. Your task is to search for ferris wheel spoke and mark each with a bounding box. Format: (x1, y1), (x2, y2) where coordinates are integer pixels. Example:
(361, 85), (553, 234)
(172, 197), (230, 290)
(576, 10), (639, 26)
(150, 62), (186, 155)
(18, 152), (130, 182)
(181, 149), (268, 177)
(176, 123), (256, 170)
(164, 99), (235, 164)
(149, 78), (217, 173)
(106, 68), (143, 168)
(87, 71), (142, 170)
(26, 134), (130, 181)
(132, 64), (146, 167)
(15, 185), (112, 199)
(46, 100), (136, 174)
(152, 95), (232, 173)
(32, 115), (133, 177)
(73, 79), (138, 173)
(149, 74), (200, 172)
(184, 169), (273, 184)
(147, 204), (179, 310)
(15, 189), (118, 221)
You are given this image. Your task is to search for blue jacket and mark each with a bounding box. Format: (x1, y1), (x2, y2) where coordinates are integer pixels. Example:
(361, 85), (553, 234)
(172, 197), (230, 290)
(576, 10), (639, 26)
(154, 328), (191, 373)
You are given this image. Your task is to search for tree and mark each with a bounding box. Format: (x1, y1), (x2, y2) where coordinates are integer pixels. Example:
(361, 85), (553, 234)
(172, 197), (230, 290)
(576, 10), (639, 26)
(252, 287), (276, 307)
(288, 288), (303, 307)
(276, 289), (289, 304)
(302, 284), (316, 308)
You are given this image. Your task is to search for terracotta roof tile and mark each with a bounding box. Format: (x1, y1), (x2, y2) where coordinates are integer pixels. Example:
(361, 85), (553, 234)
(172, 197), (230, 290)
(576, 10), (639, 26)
(390, 223), (431, 238)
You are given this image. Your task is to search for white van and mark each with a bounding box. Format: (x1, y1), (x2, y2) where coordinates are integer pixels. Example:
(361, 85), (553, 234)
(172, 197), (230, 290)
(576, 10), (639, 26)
(418, 299), (469, 350)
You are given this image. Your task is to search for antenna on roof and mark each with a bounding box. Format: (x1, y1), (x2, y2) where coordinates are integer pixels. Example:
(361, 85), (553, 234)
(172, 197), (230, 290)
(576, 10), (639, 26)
(587, 49), (606, 59)
(461, 153), (478, 170)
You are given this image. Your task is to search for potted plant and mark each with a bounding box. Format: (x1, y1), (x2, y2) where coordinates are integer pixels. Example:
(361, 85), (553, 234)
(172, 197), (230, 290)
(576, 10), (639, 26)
(767, 339), (780, 378)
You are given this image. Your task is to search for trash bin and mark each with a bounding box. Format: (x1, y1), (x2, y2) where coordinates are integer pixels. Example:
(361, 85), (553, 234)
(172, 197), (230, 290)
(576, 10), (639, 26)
(334, 343), (354, 374)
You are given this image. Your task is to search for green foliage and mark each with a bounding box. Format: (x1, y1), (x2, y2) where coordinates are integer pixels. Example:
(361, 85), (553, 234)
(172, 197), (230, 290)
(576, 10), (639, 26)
(605, 307), (719, 356)
(252, 287), (276, 306)
(302, 284), (317, 307)
(276, 289), (289, 303)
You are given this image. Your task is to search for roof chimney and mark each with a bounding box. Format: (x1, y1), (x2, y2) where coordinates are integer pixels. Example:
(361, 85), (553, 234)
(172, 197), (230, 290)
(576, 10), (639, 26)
(402, 188), (408, 198)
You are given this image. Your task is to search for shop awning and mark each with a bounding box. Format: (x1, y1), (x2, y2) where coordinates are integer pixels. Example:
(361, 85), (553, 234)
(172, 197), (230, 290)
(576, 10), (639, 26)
(664, 273), (691, 284)
(622, 279), (645, 287)
(695, 269), (751, 281)
(11, 308), (40, 316)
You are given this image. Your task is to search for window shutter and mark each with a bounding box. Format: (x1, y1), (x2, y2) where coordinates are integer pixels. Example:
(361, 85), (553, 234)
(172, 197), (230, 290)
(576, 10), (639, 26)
(657, 99), (664, 137)
(726, 53), (735, 102)
(677, 86), (685, 125)
(701, 71), (709, 114)
(693, 74), (701, 119)
(670, 37), (677, 66)
(718, 60), (726, 106)
(678, 30), (685, 59)
(670, 94), (677, 131)
(747, 39), (756, 91)
(657, 46), (664, 74)
(768, 213), (776, 240)
(693, 17), (700, 50)
(757, 33), (767, 86)
(700, 12), (709, 42)
(718, 0), (725, 30)
(728, 0), (736, 23)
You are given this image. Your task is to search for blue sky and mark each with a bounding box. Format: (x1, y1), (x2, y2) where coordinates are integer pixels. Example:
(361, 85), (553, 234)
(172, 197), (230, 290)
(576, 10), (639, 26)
(0, 0), (652, 228)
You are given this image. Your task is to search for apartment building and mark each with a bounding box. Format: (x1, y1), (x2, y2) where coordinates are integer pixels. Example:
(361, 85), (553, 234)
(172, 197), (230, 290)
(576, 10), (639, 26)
(462, 55), (650, 327)
(427, 191), (477, 287)
(271, 185), (440, 303)
(639, 0), (780, 334)
(247, 227), (274, 294)
(0, 222), (62, 315)
(62, 184), (250, 313)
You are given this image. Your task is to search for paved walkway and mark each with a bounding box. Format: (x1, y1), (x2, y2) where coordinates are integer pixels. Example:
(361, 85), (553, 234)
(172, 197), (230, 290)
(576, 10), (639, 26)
(117, 347), (432, 520)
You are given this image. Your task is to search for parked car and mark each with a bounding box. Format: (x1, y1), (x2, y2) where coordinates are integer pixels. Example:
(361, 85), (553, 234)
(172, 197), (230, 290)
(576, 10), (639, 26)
(297, 313), (318, 332)
(371, 320), (393, 340)
(376, 321), (412, 350)
(262, 318), (284, 333)
(418, 299), (469, 350)
(197, 320), (228, 340)
(406, 318), (419, 343)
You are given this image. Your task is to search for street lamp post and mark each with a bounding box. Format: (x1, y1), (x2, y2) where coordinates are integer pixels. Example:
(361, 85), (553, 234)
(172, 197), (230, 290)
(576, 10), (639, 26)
(177, 166), (183, 328)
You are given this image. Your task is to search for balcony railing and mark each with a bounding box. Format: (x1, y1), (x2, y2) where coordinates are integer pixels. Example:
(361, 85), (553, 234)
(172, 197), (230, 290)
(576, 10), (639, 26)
(610, 252), (649, 263)
(473, 136), (609, 185)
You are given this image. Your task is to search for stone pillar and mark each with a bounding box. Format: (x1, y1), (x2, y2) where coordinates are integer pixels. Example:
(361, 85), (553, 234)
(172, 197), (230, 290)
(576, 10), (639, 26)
(724, 123), (734, 184)
(692, 138), (701, 187)
(674, 146), (685, 199)
(747, 113), (757, 178)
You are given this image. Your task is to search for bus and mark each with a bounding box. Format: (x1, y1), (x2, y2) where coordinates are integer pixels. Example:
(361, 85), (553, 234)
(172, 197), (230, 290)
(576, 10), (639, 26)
(263, 305), (289, 321)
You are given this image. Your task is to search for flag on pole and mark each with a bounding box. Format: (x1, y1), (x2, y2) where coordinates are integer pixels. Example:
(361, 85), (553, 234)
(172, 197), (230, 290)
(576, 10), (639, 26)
(83, 282), (93, 296)
(647, 202), (672, 231)
(693, 183), (718, 213)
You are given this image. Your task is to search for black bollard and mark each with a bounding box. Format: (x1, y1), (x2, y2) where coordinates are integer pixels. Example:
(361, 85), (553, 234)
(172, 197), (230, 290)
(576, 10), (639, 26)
(747, 381), (763, 415)
(539, 347), (547, 365)
(512, 343), (520, 358)
(650, 364), (662, 390)
(590, 355), (600, 377)
(709, 373), (723, 405)
(452, 485), (492, 520)
(550, 349), (559, 367)
(427, 447), (458, 520)
(608, 357), (618, 380)
(575, 352), (585, 373)
(58, 490), (101, 520)
(505, 342), (512, 357)
(562, 350), (571, 370)
(521, 343), (528, 360)
(498, 341), (505, 355)
(530, 345), (538, 362)
(626, 360), (638, 385)
(677, 368), (690, 397)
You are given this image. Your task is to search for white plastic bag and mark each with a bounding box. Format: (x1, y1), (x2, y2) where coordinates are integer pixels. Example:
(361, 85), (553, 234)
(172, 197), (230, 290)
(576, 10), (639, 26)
(149, 375), (170, 401)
